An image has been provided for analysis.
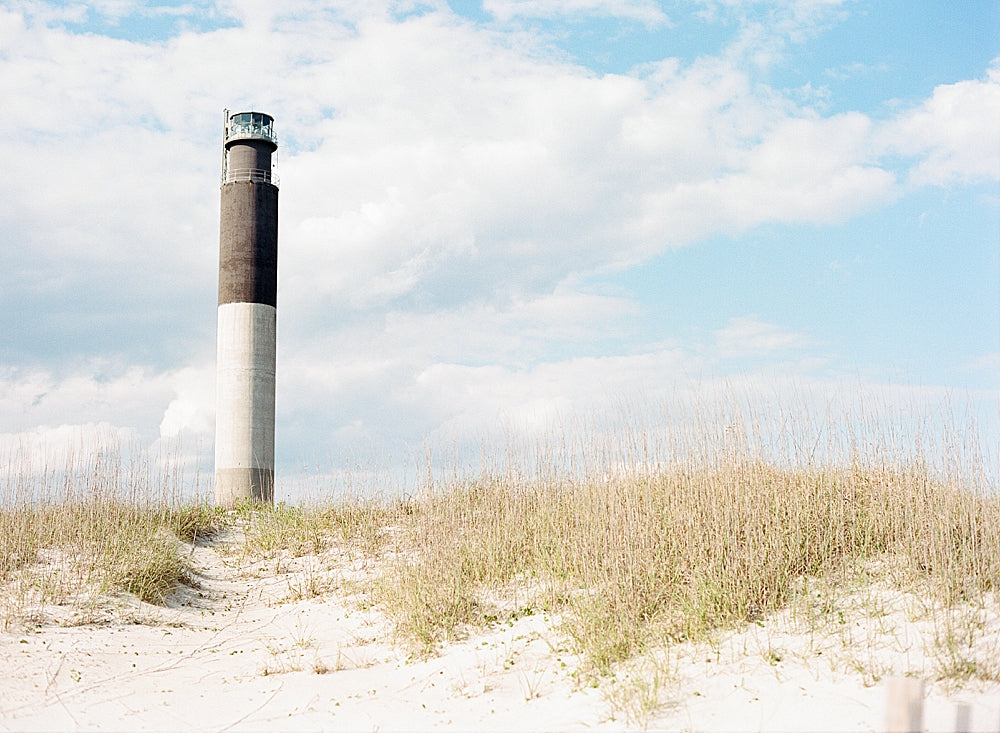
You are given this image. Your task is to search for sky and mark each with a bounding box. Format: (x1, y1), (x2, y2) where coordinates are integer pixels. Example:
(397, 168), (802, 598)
(1, 0), (998, 497)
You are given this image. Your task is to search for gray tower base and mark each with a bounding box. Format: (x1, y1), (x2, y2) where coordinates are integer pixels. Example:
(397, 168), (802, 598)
(215, 467), (274, 506)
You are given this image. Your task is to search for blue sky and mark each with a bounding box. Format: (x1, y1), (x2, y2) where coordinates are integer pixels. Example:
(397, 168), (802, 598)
(0, 0), (997, 495)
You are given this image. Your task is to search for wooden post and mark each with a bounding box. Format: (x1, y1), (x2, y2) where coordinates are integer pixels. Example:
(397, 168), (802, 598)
(954, 702), (971, 732)
(884, 676), (924, 732)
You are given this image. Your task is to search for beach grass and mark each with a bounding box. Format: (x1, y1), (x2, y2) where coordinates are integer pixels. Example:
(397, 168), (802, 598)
(372, 460), (998, 673)
(2, 393), (997, 693)
(0, 446), (223, 626)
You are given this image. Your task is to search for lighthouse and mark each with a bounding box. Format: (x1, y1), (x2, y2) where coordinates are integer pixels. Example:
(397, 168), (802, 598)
(215, 110), (278, 507)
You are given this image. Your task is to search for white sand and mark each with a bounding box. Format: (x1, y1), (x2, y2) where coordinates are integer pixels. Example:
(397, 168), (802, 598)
(2, 533), (998, 732)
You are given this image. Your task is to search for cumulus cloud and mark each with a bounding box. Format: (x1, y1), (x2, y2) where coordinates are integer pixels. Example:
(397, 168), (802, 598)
(409, 347), (699, 441)
(714, 316), (812, 357)
(0, 421), (143, 478)
(0, 362), (217, 492)
(697, 0), (853, 70)
(0, 366), (169, 434)
(879, 59), (1000, 186)
(0, 0), (995, 484)
(280, 34), (905, 314)
(158, 365), (216, 439)
(0, 362), (215, 452)
(0, 0), (944, 337)
(484, 0), (670, 27)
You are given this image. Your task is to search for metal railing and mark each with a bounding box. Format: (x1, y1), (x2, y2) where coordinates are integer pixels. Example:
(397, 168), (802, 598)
(222, 167), (280, 186)
(226, 126), (278, 146)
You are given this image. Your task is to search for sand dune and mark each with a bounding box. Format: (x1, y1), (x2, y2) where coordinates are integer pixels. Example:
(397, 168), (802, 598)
(2, 530), (998, 731)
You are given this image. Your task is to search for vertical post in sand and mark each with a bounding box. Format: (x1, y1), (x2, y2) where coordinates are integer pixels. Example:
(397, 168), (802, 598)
(215, 109), (279, 508)
(884, 676), (924, 733)
(954, 702), (971, 732)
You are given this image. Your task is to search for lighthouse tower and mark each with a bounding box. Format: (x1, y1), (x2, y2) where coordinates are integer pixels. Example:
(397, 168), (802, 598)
(215, 110), (279, 507)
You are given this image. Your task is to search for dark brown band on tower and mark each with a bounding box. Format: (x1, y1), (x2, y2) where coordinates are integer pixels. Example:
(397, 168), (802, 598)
(227, 139), (276, 181)
(218, 181), (279, 306)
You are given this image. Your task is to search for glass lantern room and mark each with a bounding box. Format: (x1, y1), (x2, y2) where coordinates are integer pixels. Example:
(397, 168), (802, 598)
(226, 111), (277, 147)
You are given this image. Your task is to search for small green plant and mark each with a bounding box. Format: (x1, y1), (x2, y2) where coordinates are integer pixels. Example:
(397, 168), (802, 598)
(237, 499), (402, 563)
(169, 503), (227, 543)
(604, 655), (675, 729)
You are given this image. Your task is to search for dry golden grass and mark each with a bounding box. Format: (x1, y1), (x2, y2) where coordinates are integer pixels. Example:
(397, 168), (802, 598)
(373, 460), (998, 674)
(235, 499), (400, 562)
(0, 447), (223, 627)
(2, 392), (997, 696)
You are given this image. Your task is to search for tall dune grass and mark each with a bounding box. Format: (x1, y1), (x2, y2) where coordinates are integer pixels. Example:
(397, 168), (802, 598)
(0, 439), (220, 628)
(371, 393), (999, 676)
(2, 390), (997, 686)
(376, 461), (999, 673)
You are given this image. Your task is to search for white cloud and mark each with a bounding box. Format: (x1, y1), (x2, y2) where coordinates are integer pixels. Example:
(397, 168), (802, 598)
(273, 282), (645, 456)
(158, 365), (216, 439)
(0, 363), (216, 493)
(714, 316), (812, 357)
(0, 422), (142, 480)
(483, 0), (670, 27)
(373, 287), (640, 363)
(879, 59), (1000, 186)
(0, 1), (995, 486)
(410, 347), (699, 441)
(0, 1), (88, 27)
(0, 2), (915, 328)
(625, 77), (897, 240)
(698, 0), (852, 70)
(0, 364), (214, 449)
(279, 36), (905, 310)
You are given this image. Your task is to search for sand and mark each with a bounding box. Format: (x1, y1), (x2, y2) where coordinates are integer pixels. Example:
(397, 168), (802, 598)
(1, 531), (998, 732)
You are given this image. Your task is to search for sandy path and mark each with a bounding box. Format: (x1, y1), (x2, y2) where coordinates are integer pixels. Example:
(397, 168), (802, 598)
(0, 533), (611, 731)
(1, 533), (998, 731)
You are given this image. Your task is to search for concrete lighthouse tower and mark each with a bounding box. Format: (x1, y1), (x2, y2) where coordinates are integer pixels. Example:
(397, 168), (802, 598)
(215, 110), (279, 507)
